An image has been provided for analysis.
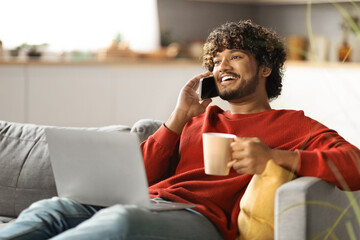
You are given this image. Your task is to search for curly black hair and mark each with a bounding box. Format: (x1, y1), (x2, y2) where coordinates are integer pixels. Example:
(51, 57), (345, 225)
(202, 20), (287, 100)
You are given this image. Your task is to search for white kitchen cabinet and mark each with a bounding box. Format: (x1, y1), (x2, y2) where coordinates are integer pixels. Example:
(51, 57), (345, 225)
(1, 62), (221, 127)
(0, 66), (26, 123)
(1, 61), (359, 148)
(27, 65), (119, 127)
(111, 63), (227, 126)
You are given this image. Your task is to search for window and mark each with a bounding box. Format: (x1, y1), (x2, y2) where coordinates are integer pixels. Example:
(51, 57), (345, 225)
(0, 0), (160, 52)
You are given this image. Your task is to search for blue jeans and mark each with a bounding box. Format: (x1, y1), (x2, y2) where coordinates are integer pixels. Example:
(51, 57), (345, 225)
(0, 197), (223, 240)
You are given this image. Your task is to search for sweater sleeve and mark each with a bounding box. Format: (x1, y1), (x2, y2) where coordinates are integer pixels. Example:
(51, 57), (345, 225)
(295, 121), (360, 190)
(140, 124), (180, 186)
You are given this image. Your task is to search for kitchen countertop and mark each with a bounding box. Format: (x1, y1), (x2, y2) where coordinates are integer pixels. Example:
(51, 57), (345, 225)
(1, 57), (360, 69)
(0, 57), (202, 66)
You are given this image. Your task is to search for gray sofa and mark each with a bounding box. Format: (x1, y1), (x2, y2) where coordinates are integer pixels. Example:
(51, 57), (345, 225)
(1, 119), (359, 239)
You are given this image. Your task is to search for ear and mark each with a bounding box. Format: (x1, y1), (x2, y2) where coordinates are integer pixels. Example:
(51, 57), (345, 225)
(260, 66), (272, 78)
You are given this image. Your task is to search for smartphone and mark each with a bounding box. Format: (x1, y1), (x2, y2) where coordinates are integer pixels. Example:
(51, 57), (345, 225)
(199, 76), (219, 100)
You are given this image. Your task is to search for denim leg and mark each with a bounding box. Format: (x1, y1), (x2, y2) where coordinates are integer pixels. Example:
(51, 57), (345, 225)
(0, 197), (100, 240)
(51, 204), (224, 240)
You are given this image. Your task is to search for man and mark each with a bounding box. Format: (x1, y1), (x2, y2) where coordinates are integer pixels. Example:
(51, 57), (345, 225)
(0, 20), (359, 240)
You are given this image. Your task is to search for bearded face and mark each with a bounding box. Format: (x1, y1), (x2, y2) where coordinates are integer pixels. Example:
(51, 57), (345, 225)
(212, 49), (263, 101)
(217, 70), (260, 101)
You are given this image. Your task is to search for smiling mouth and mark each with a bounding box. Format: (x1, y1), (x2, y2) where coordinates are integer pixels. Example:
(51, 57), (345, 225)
(219, 73), (240, 84)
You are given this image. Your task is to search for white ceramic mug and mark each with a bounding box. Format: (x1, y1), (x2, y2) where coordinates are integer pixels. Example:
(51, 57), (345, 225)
(202, 133), (236, 176)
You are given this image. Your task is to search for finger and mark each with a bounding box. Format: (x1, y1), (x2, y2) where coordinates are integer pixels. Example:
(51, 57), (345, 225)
(227, 159), (237, 168)
(189, 72), (211, 90)
(190, 72), (210, 84)
(234, 136), (250, 143)
(232, 151), (245, 160)
(200, 98), (212, 108)
(232, 160), (250, 174)
(231, 141), (245, 151)
(236, 136), (261, 144)
(197, 71), (211, 79)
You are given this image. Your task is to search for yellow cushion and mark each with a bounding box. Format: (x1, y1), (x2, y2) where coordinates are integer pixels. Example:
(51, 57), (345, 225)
(238, 160), (296, 240)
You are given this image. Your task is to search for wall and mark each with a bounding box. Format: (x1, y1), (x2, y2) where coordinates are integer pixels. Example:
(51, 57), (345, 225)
(157, 0), (254, 44)
(157, 1), (360, 61)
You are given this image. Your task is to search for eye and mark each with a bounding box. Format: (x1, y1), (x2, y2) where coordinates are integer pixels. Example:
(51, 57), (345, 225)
(232, 55), (242, 60)
(213, 59), (221, 65)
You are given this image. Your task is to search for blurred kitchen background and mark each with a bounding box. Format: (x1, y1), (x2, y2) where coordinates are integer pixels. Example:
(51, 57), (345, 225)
(1, 0), (360, 62)
(1, 0), (360, 147)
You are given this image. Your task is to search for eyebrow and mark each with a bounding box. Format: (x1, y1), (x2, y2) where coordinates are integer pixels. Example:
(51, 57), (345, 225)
(214, 49), (247, 58)
(230, 49), (246, 54)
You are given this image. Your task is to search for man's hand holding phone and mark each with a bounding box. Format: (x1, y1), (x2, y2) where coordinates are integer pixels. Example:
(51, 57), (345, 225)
(165, 73), (213, 134)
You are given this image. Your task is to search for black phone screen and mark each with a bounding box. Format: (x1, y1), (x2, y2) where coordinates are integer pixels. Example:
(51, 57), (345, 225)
(199, 76), (219, 100)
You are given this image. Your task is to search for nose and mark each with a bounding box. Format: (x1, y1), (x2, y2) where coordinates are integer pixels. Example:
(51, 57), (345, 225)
(218, 57), (232, 72)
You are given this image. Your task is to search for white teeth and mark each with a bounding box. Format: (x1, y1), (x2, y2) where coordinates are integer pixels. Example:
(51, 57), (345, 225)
(222, 76), (236, 82)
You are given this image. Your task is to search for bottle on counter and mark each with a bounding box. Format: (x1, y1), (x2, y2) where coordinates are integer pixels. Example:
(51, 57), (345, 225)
(338, 17), (353, 62)
(0, 40), (3, 59)
(338, 40), (351, 62)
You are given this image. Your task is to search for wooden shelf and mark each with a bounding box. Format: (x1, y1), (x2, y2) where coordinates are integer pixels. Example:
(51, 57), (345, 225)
(286, 60), (360, 68)
(1, 58), (360, 68)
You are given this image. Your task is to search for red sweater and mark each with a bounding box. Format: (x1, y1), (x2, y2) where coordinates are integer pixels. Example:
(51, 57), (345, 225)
(141, 105), (360, 240)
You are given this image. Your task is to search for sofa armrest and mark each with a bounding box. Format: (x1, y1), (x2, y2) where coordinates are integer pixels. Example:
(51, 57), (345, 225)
(275, 177), (360, 240)
(130, 119), (163, 143)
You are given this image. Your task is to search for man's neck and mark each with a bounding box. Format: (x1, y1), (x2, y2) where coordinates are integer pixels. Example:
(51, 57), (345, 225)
(227, 96), (271, 114)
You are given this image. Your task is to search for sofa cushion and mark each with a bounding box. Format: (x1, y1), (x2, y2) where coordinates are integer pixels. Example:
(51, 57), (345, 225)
(237, 160), (296, 240)
(0, 120), (130, 218)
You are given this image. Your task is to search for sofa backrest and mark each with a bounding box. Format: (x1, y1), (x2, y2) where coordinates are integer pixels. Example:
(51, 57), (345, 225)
(0, 120), (132, 217)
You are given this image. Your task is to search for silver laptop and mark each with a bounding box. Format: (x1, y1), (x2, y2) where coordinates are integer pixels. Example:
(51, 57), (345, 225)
(45, 128), (195, 211)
